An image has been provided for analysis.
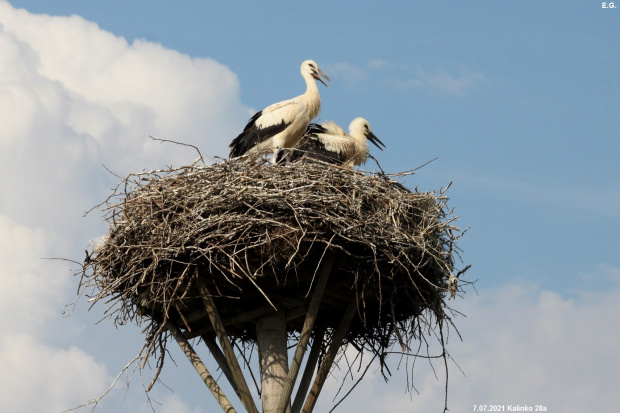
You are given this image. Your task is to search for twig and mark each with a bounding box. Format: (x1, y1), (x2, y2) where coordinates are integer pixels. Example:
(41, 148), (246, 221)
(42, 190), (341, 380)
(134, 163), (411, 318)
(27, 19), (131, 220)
(149, 135), (205, 164)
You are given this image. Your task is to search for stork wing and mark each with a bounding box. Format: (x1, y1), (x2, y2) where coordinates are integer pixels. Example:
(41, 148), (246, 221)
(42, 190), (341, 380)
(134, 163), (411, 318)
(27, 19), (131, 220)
(253, 100), (298, 130)
(304, 123), (327, 135)
(288, 134), (354, 166)
(317, 121), (345, 136)
(229, 100), (300, 157)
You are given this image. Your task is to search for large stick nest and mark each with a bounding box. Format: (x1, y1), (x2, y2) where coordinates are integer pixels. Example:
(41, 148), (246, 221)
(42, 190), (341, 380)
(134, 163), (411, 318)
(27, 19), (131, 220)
(78, 156), (469, 390)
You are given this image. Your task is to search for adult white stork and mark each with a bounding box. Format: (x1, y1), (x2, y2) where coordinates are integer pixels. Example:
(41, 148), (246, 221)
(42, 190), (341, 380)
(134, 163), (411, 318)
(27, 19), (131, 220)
(229, 60), (331, 163)
(280, 117), (385, 167)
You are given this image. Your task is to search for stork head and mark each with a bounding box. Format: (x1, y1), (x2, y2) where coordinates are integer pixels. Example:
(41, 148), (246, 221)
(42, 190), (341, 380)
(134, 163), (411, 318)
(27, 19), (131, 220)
(301, 60), (331, 87)
(349, 117), (385, 150)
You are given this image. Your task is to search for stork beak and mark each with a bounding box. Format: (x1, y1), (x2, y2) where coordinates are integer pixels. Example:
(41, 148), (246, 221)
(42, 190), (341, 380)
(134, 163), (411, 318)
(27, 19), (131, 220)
(367, 131), (385, 150)
(313, 68), (331, 87)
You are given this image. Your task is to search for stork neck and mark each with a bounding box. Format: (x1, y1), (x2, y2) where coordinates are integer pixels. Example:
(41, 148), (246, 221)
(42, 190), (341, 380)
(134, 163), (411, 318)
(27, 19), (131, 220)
(350, 130), (369, 151)
(302, 75), (321, 118)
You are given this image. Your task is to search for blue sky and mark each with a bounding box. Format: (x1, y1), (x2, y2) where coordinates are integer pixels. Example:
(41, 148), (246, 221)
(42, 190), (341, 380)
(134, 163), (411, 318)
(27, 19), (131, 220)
(12, 0), (619, 294)
(1, 1), (619, 412)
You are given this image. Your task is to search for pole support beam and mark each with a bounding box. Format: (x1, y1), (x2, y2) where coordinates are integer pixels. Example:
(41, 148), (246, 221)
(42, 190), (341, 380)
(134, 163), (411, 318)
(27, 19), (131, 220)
(291, 323), (327, 413)
(301, 296), (358, 413)
(201, 283), (260, 413)
(167, 322), (237, 413)
(276, 253), (334, 413)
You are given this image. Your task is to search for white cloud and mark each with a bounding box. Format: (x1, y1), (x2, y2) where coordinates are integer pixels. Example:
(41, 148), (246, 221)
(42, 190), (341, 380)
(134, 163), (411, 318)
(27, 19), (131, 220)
(326, 62), (368, 84)
(437, 169), (620, 219)
(0, 334), (108, 413)
(1, 2), (245, 159)
(0, 210), (107, 413)
(424, 69), (486, 95)
(158, 394), (201, 413)
(0, 216), (64, 335)
(315, 278), (620, 412)
(391, 67), (487, 96)
(366, 59), (391, 70)
(325, 59), (486, 96)
(0, 2), (250, 412)
(0, 0), (250, 237)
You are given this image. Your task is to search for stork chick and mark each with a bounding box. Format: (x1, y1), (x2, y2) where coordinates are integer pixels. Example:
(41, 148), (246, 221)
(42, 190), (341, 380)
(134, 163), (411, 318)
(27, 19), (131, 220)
(283, 117), (385, 167)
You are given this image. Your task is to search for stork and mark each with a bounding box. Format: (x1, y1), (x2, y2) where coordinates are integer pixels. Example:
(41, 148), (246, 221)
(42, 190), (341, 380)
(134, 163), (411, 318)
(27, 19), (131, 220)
(281, 117), (385, 167)
(229, 60), (331, 163)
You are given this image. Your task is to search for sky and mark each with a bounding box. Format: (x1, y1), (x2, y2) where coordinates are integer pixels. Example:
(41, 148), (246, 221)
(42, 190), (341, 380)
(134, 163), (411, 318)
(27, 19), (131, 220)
(1, 0), (619, 411)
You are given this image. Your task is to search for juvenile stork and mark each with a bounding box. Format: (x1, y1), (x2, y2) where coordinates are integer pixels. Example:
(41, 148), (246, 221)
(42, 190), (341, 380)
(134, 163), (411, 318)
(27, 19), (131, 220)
(229, 60), (331, 163)
(282, 117), (385, 167)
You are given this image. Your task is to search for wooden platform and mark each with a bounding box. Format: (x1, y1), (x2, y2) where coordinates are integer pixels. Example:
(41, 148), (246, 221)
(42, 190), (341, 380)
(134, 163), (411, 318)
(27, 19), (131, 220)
(136, 245), (427, 343)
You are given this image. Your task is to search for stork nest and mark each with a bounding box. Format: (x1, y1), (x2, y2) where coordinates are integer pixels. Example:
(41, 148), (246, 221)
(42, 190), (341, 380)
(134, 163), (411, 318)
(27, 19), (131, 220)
(77, 156), (469, 392)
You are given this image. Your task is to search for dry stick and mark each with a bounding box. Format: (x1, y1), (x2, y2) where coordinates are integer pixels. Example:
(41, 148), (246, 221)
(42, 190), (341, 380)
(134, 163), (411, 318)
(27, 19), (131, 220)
(301, 297), (358, 413)
(202, 334), (241, 398)
(234, 341), (262, 396)
(276, 253), (334, 413)
(390, 299), (407, 352)
(328, 352), (379, 413)
(292, 323), (327, 413)
(166, 322), (237, 413)
(200, 282), (260, 413)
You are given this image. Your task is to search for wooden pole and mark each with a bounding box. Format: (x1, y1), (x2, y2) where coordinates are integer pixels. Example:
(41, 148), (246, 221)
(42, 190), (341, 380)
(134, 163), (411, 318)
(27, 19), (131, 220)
(202, 334), (241, 398)
(291, 323), (327, 413)
(301, 297), (358, 413)
(167, 322), (237, 413)
(276, 254), (334, 413)
(201, 283), (260, 413)
(256, 306), (290, 413)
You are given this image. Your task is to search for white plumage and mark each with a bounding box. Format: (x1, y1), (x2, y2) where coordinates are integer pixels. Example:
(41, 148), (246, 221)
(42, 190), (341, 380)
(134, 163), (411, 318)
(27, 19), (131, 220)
(282, 117), (385, 167)
(229, 60), (330, 164)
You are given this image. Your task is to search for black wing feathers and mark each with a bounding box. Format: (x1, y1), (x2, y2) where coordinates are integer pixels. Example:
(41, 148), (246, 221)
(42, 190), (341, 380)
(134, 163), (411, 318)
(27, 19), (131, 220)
(285, 124), (347, 165)
(229, 110), (291, 157)
(303, 123), (327, 136)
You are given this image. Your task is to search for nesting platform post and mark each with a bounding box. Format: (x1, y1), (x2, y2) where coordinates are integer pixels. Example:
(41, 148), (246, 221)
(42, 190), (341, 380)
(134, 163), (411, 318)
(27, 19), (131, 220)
(161, 251), (344, 413)
(256, 309), (289, 413)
